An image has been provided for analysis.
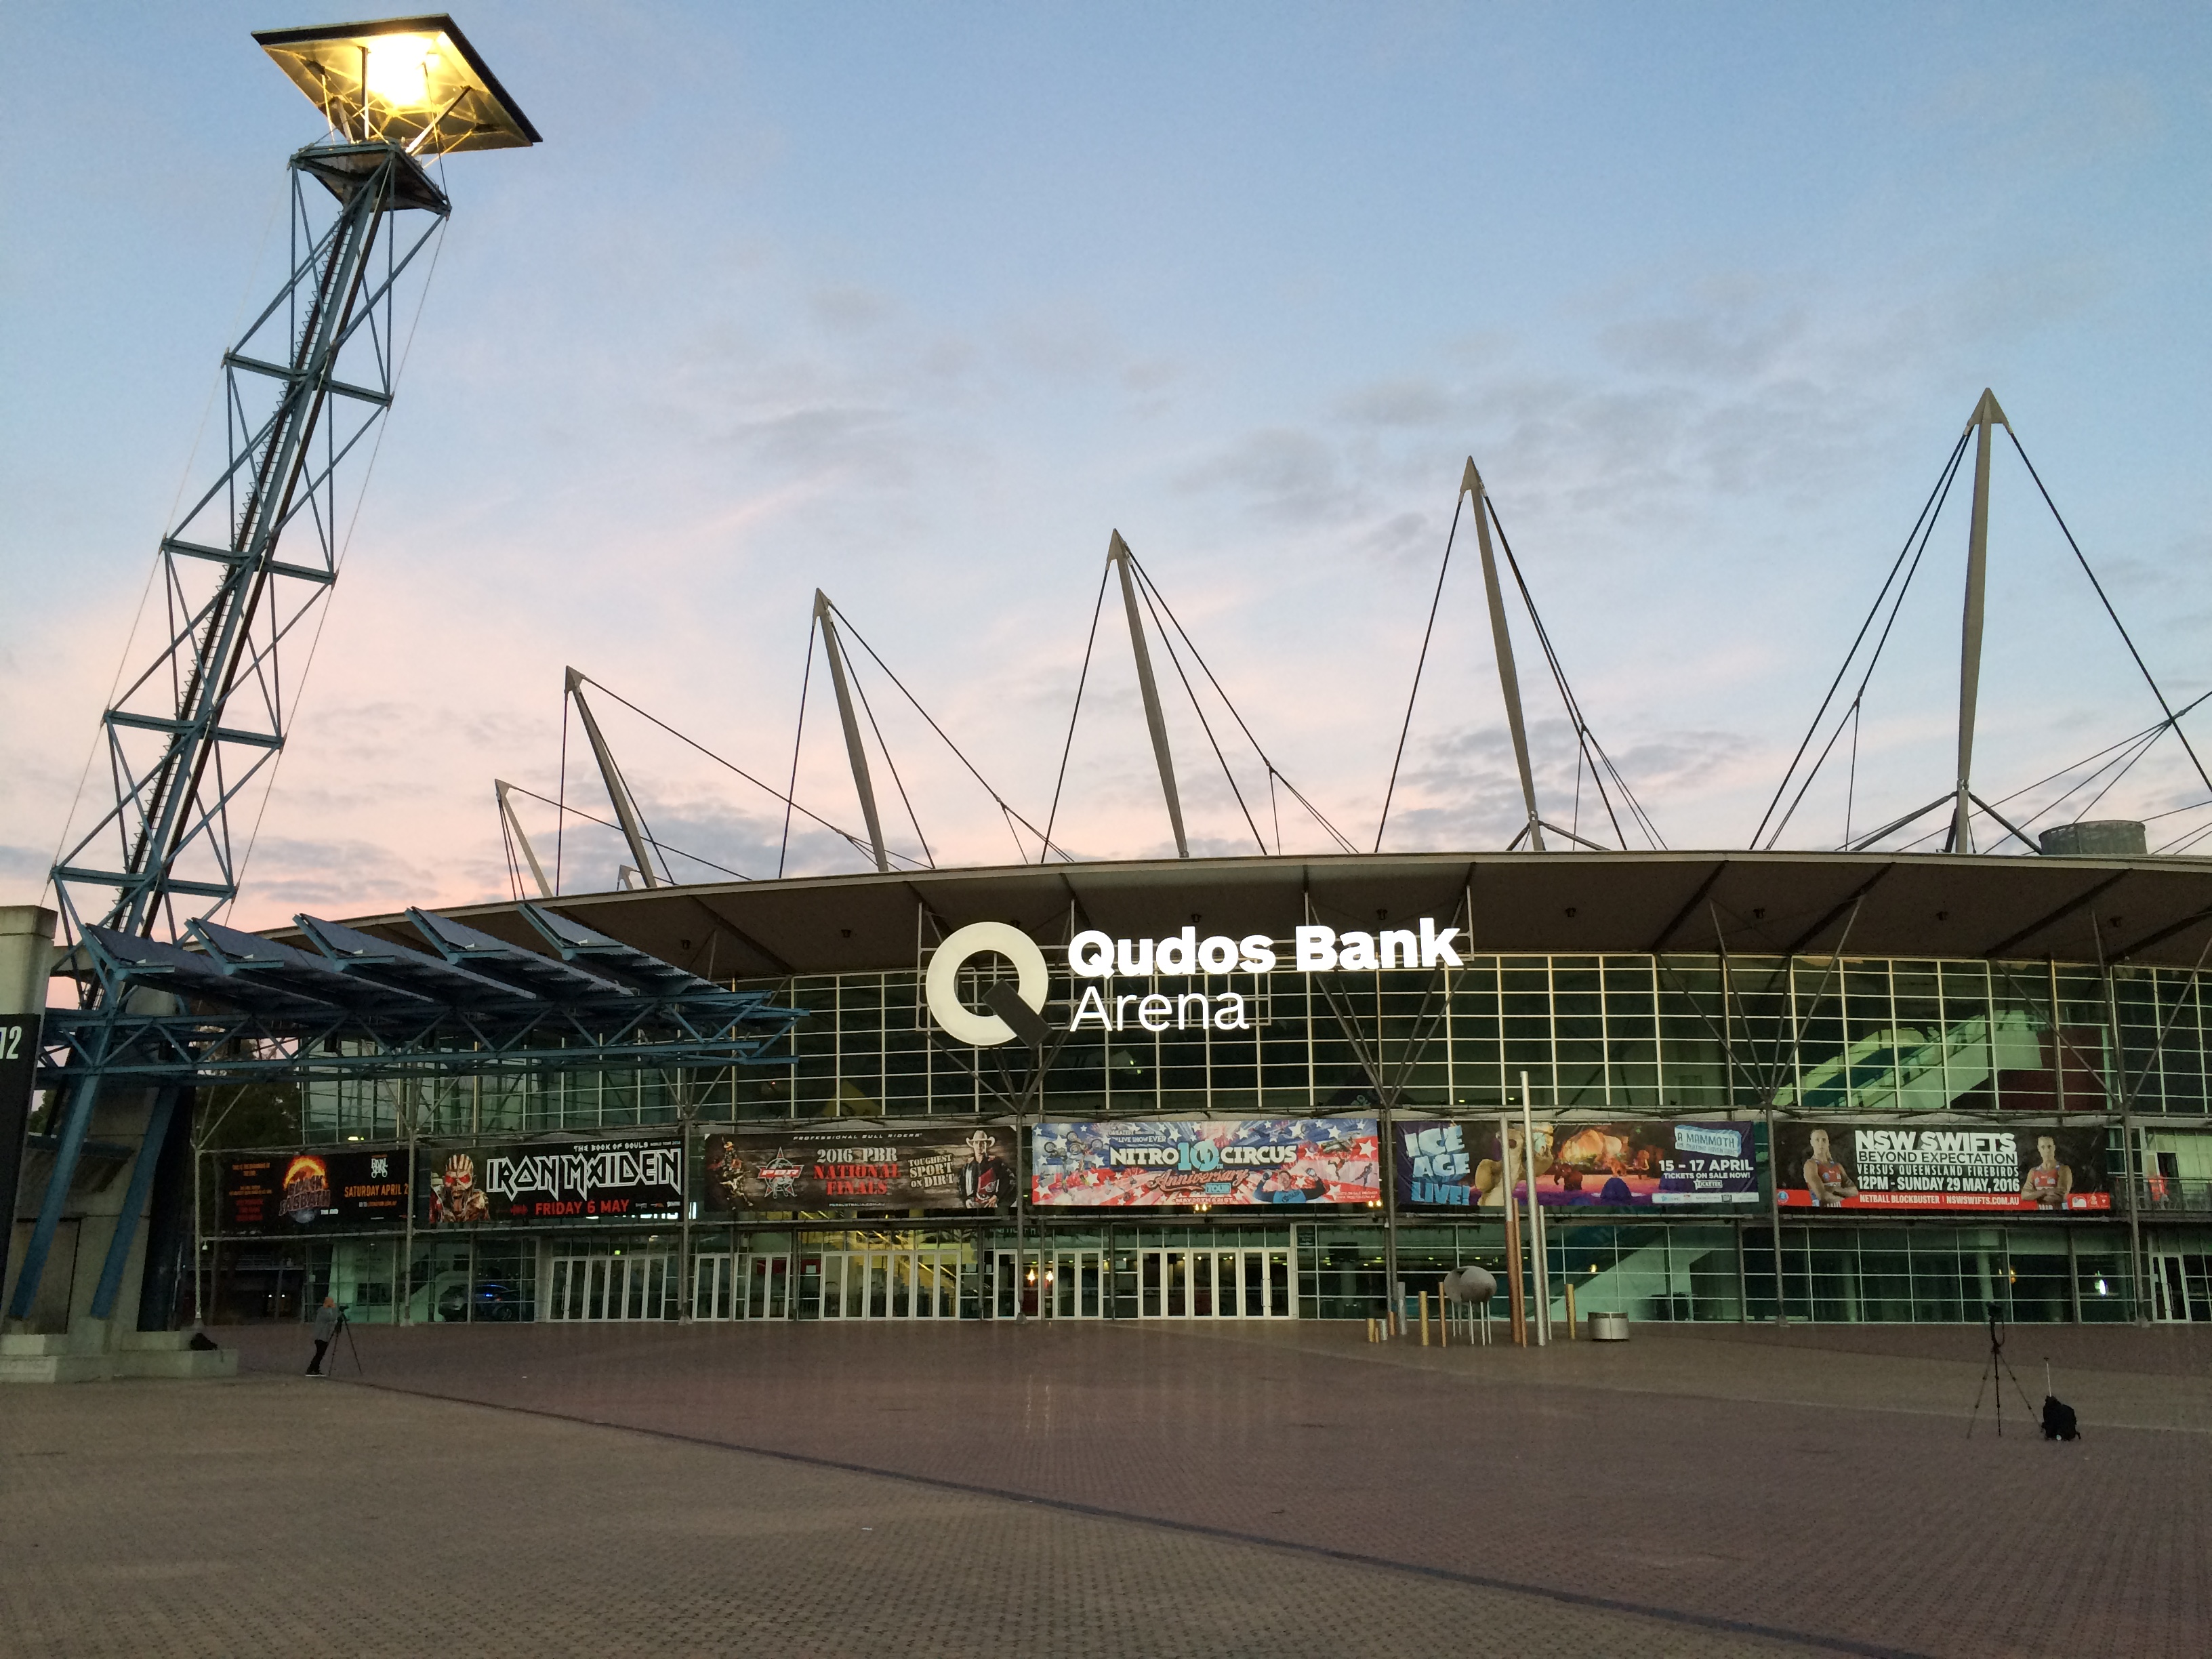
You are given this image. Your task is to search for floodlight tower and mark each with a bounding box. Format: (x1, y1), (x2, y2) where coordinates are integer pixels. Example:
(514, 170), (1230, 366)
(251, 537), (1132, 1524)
(10, 18), (537, 1331)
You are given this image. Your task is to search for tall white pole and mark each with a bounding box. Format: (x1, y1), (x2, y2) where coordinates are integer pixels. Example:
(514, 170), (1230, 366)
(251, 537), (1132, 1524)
(1496, 1110), (1525, 1343)
(1520, 1071), (1548, 1345)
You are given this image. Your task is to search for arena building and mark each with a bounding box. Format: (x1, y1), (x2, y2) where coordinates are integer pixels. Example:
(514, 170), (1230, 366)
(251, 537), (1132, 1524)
(4, 28), (2207, 1368)
(183, 846), (2212, 1333)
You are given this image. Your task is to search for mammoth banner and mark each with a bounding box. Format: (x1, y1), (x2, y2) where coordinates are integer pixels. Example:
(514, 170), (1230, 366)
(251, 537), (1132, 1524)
(423, 1137), (684, 1225)
(1031, 1118), (1381, 1207)
(220, 1149), (412, 1233)
(1394, 1119), (1760, 1210)
(1774, 1122), (2110, 1212)
(701, 1126), (1017, 1212)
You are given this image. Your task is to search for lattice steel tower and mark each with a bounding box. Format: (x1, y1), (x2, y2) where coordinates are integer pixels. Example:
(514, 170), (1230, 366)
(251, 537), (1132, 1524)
(49, 16), (539, 955)
(9, 17), (537, 1332)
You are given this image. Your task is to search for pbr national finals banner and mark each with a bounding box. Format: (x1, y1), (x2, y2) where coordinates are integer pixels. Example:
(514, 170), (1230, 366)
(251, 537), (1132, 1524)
(1395, 1119), (1759, 1209)
(220, 1149), (411, 1233)
(701, 1126), (1017, 1212)
(424, 1136), (684, 1225)
(1775, 1122), (2110, 1212)
(1031, 1118), (1380, 1207)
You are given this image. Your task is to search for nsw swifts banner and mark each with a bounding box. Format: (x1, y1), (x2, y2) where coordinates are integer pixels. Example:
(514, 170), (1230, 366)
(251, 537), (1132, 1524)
(1775, 1123), (2110, 1212)
(1031, 1118), (1380, 1207)
(701, 1126), (1016, 1212)
(1395, 1119), (1759, 1209)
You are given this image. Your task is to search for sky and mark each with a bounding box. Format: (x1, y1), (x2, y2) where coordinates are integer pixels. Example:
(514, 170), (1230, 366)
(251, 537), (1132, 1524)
(3, 2), (2209, 931)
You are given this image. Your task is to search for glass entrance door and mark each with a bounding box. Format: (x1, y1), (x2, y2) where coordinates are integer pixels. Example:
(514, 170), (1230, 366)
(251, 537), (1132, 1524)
(694, 1252), (792, 1319)
(1050, 1250), (1103, 1318)
(547, 1254), (674, 1321)
(2150, 1252), (2207, 1322)
(985, 1250), (1041, 1318)
(1136, 1248), (1294, 1319)
(819, 1250), (965, 1319)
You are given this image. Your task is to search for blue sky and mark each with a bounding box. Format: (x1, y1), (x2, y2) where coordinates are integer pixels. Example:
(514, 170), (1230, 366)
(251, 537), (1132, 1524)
(3, 3), (2208, 925)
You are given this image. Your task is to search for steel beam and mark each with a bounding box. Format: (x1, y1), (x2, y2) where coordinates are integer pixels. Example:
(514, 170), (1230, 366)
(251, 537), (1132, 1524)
(1950, 389), (2008, 854)
(495, 779), (553, 897)
(6, 1073), (99, 1323)
(88, 1086), (180, 1321)
(1466, 460), (1545, 852)
(813, 592), (890, 873)
(566, 670), (661, 887)
(1108, 533), (1189, 859)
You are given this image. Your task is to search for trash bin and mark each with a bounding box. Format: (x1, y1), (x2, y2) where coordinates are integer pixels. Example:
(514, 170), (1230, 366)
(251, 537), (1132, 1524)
(1588, 1312), (1630, 1342)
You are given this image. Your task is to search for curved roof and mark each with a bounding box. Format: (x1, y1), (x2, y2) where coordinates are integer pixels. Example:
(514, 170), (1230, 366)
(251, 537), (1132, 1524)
(295, 848), (2212, 979)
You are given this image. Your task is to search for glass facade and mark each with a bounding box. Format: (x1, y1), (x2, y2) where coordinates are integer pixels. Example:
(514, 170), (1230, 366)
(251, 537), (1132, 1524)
(196, 945), (2212, 1328)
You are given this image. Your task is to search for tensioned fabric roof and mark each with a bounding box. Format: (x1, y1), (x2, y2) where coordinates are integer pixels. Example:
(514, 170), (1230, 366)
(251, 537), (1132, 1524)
(287, 850), (2212, 981)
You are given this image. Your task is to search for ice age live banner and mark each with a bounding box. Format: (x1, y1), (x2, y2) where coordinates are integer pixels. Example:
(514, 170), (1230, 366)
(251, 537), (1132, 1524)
(1775, 1123), (2110, 1212)
(701, 1126), (1018, 1212)
(1031, 1118), (1380, 1207)
(1394, 1120), (1759, 1209)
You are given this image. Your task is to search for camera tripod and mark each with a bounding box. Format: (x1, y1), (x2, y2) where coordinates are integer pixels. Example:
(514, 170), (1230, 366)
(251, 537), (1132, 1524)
(316, 1309), (364, 1378)
(1967, 1304), (2034, 1438)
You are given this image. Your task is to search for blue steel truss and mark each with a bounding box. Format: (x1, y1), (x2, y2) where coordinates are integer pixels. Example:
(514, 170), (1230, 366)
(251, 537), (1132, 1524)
(48, 142), (449, 955)
(38, 904), (802, 1089)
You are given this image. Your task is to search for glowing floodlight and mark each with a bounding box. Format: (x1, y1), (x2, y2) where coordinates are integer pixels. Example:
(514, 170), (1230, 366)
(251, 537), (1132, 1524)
(255, 14), (541, 155)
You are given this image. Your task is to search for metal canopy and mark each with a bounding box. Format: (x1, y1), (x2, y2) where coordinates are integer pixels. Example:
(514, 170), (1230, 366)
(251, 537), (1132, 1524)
(43, 901), (800, 1088)
(283, 850), (2212, 981)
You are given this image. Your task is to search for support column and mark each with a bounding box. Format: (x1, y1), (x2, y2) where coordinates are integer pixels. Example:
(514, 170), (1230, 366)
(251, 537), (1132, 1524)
(813, 594), (890, 874)
(495, 779), (554, 897)
(1950, 390), (2007, 855)
(88, 1087), (180, 1320)
(566, 669), (662, 885)
(1109, 533), (1189, 859)
(1467, 461), (1544, 852)
(133, 1084), (195, 1330)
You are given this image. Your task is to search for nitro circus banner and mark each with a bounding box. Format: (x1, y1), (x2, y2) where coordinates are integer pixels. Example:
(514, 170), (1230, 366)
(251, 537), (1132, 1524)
(1031, 1118), (1380, 1207)
(701, 1126), (1017, 1212)
(425, 1137), (683, 1225)
(220, 1150), (411, 1233)
(1776, 1123), (2110, 1212)
(1395, 1120), (1759, 1210)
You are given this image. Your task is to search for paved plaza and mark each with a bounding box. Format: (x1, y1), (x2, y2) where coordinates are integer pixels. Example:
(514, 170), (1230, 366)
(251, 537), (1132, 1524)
(3, 1319), (2207, 1658)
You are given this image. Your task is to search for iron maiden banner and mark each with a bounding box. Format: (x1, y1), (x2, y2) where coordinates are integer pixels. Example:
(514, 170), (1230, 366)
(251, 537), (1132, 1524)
(220, 1149), (411, 1233)
(1776, 1122), (2110, 1212)
(1395, 1120), (1759, 1209)
(424, 1136), (683, 1225)
(700, 1126), (1016, 1212)
(1031, 1118), (1380, 1207)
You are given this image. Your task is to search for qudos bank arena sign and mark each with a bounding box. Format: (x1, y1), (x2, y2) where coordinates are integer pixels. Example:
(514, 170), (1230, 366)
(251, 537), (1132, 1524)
(924, 918), (1462, 1048)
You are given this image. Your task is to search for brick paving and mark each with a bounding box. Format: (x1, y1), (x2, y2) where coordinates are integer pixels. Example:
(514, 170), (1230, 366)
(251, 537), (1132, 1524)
(5, 1318), (2207, 1658)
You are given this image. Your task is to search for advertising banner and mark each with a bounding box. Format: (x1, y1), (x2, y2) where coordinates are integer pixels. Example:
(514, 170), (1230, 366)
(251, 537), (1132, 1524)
(220, 1149), (411, 1233)
(1395, 1119), (1760, 1209)
(1775, 1122), (2110, 1212)
(424, 1136), (683, 1225)
(701, 1126), (1016, 1212)
(1031, 1118), (1380, 1207)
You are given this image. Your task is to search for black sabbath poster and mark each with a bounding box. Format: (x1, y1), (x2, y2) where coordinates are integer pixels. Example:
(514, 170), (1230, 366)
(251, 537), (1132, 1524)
(701, 1126), (1017, 1212)
(220, 1149), (411, 1232)
(1775, 1122), (2110, 1212)
(424, 1136), (684, 1225)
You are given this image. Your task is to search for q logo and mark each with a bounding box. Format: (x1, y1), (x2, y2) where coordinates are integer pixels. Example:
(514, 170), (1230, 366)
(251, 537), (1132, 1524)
(925, 922), (1048, 1046)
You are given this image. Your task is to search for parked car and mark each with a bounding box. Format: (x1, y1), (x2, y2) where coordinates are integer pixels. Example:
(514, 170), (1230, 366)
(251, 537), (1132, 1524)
(434, 1279), (531, 1322)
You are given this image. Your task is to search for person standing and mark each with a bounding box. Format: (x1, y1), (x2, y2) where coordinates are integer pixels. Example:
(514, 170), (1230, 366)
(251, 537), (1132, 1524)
(306, 1295), (340, 1376)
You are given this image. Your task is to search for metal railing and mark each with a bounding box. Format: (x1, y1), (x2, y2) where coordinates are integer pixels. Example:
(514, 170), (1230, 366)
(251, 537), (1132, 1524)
(2137, 1176), (2212, 1214)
